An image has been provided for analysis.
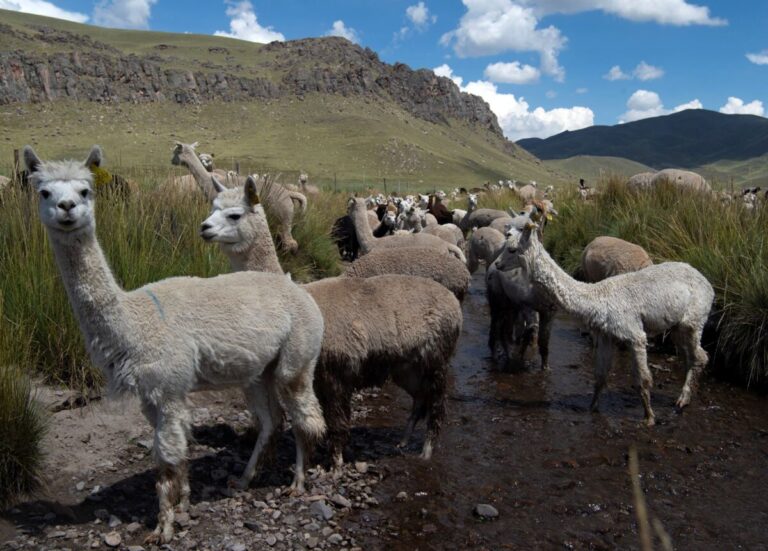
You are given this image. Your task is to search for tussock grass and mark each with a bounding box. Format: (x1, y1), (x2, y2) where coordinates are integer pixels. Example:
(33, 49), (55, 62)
(0, 296), (48, 507)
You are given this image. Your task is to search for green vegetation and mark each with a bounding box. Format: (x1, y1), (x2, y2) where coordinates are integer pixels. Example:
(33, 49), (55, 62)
(544, 155), (654, 184)
(0, 359), (47, 508)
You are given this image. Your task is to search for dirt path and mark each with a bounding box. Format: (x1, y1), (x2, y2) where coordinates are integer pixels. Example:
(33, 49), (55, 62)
(2, 270), (767, 550)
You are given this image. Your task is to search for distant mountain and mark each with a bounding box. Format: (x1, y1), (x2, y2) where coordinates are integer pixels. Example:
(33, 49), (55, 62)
(518, 109), (768, 170)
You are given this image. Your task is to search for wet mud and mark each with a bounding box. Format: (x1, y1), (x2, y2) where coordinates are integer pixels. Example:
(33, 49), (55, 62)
(343, 270), (768, 550)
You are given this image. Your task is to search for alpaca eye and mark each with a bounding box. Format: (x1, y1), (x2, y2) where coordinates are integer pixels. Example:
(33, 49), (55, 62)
(40, 190), (50, 199)
(228, 214), (241, 221)
(80, 189), (89, 198)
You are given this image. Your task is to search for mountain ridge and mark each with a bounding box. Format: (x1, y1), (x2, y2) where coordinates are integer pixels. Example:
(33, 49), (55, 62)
(517, 109), (768, 170)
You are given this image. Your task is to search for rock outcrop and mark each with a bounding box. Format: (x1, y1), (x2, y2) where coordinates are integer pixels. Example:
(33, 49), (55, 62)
(0, 25), (503, 137)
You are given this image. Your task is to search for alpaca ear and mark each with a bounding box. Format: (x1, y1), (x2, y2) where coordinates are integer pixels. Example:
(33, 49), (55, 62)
(23, 145), (42, 174)
(211, 175), (226, 194)
(83, 145), (103, 168)
(245, 176), (260, 206)
(190, 142), (199, 149)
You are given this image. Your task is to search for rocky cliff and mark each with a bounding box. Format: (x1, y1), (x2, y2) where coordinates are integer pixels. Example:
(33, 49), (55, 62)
(0, 23), (503, 137)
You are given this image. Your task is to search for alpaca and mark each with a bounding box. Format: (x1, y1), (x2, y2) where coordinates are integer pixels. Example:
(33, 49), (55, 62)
(171, 141), (306, 252)
(347, 198), (466, 262)
(466, 227), (505, 274)
(26, 147), (326, 544)
(494, 224), (714, 425)
(0, 175), (10, 189)
(513, 184), (538, 202)
(580, 236), (653, 282)
(345, 246), (471, 301)
(200, 178), (462, 464)
(626, 171), (656, 191)
(486, 229), (556, 370)
(652, 169), (710, 193)
(427, 194), (453, 225)
(422, 221), (465, 248)
(331, 215), (360, 261)
(457, 193), (479, 234)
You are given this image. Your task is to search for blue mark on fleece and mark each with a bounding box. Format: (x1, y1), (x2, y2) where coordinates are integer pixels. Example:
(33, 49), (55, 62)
(145, 289), (165, 321)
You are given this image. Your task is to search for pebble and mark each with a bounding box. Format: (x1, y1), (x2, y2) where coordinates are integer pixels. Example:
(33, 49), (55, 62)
(103, 531), (122, 547)
(125, 522), (142, 534)
(127, 546), (145, 551)
(474, 504), (499, 519)
(354, 462), (369, 474)
(309, 500), (334, 521)
(175, 512), (191, 527)
(328, 533), (343, 545)
(331, 494), (352, 509)
(229, 543), (246, 551)
(108, 515), (121, 528)
(396, 491), (408, 501)
(306, 536), (319, 548)
(76, 481), (86, 491)
(266, 534), (277, 546)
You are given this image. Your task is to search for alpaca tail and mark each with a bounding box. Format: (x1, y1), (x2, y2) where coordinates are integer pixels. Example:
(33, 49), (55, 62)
(288, 191), (308, 213)
(448, 244), (467, 264)
(277, 369), (326, 442)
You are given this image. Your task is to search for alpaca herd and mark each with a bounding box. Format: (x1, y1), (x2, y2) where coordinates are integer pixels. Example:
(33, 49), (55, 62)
(23, 145), (716, 545)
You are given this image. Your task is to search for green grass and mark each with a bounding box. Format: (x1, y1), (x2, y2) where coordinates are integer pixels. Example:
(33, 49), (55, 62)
(544, 155), (655, 184)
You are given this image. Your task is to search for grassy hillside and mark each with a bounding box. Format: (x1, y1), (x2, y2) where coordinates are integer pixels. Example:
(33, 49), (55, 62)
(0, 9), (567, 188)
(544, 155), (654, 184)
(518, 109), (768, 180)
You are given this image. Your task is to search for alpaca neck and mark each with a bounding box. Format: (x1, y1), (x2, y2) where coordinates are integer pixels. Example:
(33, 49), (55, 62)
(225, 213), (284, 275)
(351, 203), (376, 254)
(49, 230), (130, 370)
(527, 242), (602, 319)
(460, 201), (476, 231)
(181, 152), (217, 201)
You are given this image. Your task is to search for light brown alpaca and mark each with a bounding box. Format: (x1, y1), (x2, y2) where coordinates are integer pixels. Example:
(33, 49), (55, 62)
(171, 141), (307, 252)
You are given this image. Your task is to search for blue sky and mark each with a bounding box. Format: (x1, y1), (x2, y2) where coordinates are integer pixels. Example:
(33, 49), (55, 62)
(2, 0), (767, 140)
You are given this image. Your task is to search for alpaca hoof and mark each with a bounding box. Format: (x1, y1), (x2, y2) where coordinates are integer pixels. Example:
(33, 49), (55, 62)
(541, 362), (550, 371)
(419, 442), (434, 460)
(644, 416), (656, 428)
(288, 479), (305, 496)
(675, 393), (691, 410)
(145, 525), (173, 545)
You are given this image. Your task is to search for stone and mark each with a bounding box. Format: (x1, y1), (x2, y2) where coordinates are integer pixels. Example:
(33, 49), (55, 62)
(327, 533), (343, 545)
(108, 515), (121, 528)
(396, 491), (408, 501)
(229, 543), (246, 551)
(266, 534), (277, 546)
(353, 462), (368, 474)
(94, 509), (109, 521)
(474, 504), (499, 519)
(127, 547), (145, 551)
(331, 494), (352, 509)
(125, 522), (142, 534)
(306, 536), (319, 548)
(76, 481), (86, 491)
(103, 531), (121, 547)
(309, 500), (334, 521)
(175, 512), (190, 527)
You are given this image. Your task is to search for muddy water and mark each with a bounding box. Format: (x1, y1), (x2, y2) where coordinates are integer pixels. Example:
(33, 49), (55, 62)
(344, 270), (768, 550)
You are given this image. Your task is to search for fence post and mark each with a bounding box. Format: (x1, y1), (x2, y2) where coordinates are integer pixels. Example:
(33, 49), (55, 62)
(334, 172), (337, 193)
(235, 161), (240, 175)
(383, 177), (387, 195)
(13, 148), (19, 180)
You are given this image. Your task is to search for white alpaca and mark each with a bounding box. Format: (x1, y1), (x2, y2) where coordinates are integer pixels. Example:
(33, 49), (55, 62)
(466, 226), (505, 274)
(25, 146), (326, 544)
(494, 224), (714, 426)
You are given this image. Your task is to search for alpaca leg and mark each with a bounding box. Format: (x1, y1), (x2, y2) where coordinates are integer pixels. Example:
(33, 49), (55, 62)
(146, 401), (190, 545)
(236, 381), (281, 489)
(398, 396), (425, 449)
(276, 366), (325, 493)
(329, 394), (353, 471)
(279, 223), (299, 254)
(675, 326), (708, 409)
(421, 369), (447, 460)
(538, 309), (554, 370)
(177, 461), (191, 513)
(590, 335), (614, 412)
(629, 340), (655, 426)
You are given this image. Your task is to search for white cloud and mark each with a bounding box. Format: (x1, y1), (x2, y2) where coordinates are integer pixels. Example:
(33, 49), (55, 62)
(92, 0), (156, 29)
(633, 61), (664, 81)
(519, 0), (726, 26)
(214, 1), (285, 43)
(604, 65), (630, 81)
(605, 61), (663, 81)
(484, 61), (541, 84)
(0, 0), (88, 22)
(619, 89), (702, 122)
(440, 0), (567, 82)
(435, 64), (593, 140)
(545, 90), (556, 98)
(719, 97), (765, 116)
(746, 50), (768, 66)
(325, 20), (360, 43)
(575, 87), (588, 94)
(406, 2), (436, 27)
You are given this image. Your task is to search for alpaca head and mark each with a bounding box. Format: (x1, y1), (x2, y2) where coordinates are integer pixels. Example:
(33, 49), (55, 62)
(201, 175), (264, 254)
(347, 197), (366, 216)
(171, 141), (199, 167)
(494, 224), (535, 274)
(435, 190), (446, 202)
(382, 209), (397, 229)
(299, 172), (308, 184)
(468, 193), (478, 209)
(418, 194), (429, 209)
(25, 145), (99, 241)
(198, 153), (214, 172)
